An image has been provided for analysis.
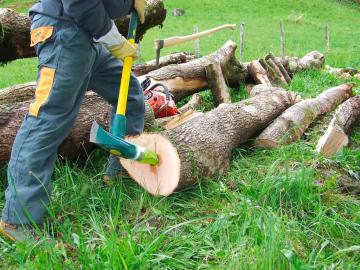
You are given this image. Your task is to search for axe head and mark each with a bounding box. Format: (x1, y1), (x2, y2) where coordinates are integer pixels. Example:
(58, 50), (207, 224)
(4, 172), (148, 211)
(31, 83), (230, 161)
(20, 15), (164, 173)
(155, 40), (164, 67)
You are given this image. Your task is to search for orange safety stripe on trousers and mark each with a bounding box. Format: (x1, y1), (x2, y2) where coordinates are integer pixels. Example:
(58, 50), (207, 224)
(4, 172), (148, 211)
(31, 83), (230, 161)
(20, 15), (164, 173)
(29, 67), (56, 117)
(30, 26), (54, 47)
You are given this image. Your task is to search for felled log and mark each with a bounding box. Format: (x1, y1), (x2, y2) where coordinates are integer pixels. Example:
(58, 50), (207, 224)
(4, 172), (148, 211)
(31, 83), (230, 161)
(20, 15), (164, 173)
(115, 0), (166, 42)
(205, 61), (231, 105)
(247, 52), (322, 87)
(262, 58), (289, 86)
(280, 51), (325, 75)
(325, 65), (359, 80)
(140, 40), (247, 102)
(0, 83), (156, 166)
(254, 84), (354, 148)
(133, 52), (195, 76)
(249, 84), (301, 103)
(120, 90), (298, 196)
(248, 60), (272, 86)
(0, 82), (37, 103)
(0, 83), (111, 165)
(316, 96), (360, 156)
(266, 53), (291, 84)
(0, 0), (166, 63)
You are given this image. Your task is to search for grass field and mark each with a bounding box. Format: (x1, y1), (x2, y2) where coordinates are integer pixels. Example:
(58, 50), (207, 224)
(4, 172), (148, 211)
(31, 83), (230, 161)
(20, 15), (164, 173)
(0, 0), (359, 269)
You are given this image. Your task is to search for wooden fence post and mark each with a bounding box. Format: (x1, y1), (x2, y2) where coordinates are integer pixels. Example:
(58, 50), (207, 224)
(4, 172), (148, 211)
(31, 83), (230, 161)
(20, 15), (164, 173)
(194, 25), (201, 58)
(280, 20), (285, 58)
(325, 22), (330, 52)
(239, 22), (245, 62)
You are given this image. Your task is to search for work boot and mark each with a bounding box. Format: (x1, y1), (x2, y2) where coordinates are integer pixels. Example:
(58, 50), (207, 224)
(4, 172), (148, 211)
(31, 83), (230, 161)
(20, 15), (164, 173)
(0, 220), (37, 243)
(103, 154), (131, 185)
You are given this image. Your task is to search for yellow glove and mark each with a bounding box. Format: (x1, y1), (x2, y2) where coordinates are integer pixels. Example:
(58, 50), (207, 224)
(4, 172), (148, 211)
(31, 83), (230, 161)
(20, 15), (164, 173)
(108, 42), (138, 61)
(134, 0), (147, 24)
(95, 21), (138, 61)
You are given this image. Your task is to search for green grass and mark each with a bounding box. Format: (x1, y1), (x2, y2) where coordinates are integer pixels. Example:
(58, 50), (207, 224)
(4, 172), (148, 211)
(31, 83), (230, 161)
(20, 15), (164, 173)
(1, 0), (360, 269)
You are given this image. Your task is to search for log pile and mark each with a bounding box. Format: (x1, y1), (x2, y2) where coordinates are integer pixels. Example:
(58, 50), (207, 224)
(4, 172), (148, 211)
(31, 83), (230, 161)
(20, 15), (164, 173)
(1, 36), (358, 195)
(254, 84), (354, 148)
(140, 40), (247, 102)
(247, 51), (325, 87)
(0, 0), (167, 63)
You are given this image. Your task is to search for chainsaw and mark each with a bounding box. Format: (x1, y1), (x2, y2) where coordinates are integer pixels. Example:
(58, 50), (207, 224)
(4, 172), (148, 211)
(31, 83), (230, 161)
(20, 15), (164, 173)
(141, 78), (180, 118)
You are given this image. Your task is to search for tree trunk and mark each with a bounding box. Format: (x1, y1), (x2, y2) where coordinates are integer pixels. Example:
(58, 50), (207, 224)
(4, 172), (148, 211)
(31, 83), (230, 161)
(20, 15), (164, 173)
(249, 84), (301, 103)
(254, 84), (354, 148)
(206, 61), (231, 105)
(280, 51), (325, 75)
(316, 96), (360, 156)
(120, 90), (297, 196)
(0, 83), (156, 166)
(140, 40), (247, 102)
(0, 0), (166, 63)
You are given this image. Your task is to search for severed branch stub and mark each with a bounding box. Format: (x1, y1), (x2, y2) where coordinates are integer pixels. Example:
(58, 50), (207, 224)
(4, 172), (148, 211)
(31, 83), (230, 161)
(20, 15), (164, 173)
(205, 60), (232, 105)
(254, 84), (354, 148)
(141, 40), (246, 102)
(133, 52), (196, 76)
(178, 93), (201, 113)
(316, 96), (360, 156)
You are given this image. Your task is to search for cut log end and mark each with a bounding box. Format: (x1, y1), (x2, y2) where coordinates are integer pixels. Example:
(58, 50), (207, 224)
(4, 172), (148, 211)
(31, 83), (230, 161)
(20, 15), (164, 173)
(120, 133), (181, 196)
(316, 126), (349, 157)
(316, 96), (360, 156)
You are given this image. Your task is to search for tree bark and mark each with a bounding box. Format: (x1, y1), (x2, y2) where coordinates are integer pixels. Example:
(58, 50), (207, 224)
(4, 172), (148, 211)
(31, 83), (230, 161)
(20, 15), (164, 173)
(263, 57), (288, 85)
(280, 51), (325, 75)
(247, 60), (272, 86)
(133, 52), (195, 76)
(205, 61), (231, 105)
(178, 93), (201, 113)
(0, 0), (166, 63)
(316, 96), (360, 156)
(254, 84), (354, 148)
(249, 84), (301, 103)
(0, 83), (156, 166)
(0, 85), (111, 165)
(140, 40), (247, 102)
(325, 65), (360, 80)
(120, 90), (298, 196)
(266, 53), (291, 84)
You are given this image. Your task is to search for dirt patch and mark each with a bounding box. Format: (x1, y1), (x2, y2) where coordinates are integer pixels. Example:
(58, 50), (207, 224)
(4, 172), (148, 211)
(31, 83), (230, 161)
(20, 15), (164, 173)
(314, 164), (360, 195)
